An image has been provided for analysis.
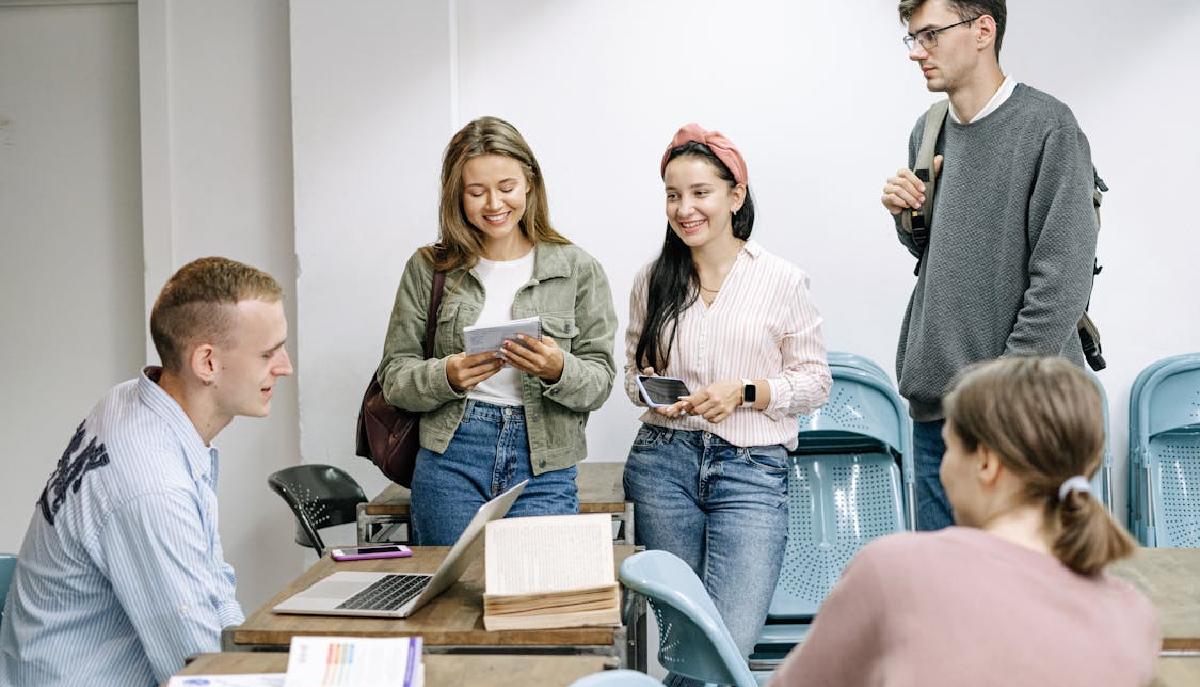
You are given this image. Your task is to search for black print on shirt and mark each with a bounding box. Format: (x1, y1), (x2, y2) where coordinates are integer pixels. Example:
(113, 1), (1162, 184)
(39, 421), (110, 525)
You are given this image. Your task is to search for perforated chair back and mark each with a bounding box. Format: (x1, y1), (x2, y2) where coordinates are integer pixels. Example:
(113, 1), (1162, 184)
(796, 361), (914, 528)
(619, 550), (756, 687)
(770, 453), (904, 619)
(268, 464), (367, 555)
(755, 358), (909, 667)
(1130, 355), (1200, 546)
(826, 352), (892, 385)
(568, 670), (663, 687)
(0, 553), (15, 622)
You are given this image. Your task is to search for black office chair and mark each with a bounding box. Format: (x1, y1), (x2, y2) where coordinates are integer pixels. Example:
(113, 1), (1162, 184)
(268, 464), (367, 556)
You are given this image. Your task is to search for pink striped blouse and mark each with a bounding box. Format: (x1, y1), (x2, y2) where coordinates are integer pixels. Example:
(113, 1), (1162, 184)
(624, 240), (832, 450)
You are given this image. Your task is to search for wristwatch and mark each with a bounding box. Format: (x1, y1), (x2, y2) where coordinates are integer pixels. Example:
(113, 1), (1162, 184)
(741, 378), (756, 407)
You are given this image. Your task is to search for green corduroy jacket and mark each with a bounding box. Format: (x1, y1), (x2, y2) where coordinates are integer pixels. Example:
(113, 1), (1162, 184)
(378, 242), (617, 475)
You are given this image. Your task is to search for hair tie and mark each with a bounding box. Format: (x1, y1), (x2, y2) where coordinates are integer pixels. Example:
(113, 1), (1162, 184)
(1057, 476), (1092, 502)
(660, 123), (749, 185)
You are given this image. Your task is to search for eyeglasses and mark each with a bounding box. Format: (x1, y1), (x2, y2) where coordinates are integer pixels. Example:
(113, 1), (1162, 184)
(903, 15), (980, 51)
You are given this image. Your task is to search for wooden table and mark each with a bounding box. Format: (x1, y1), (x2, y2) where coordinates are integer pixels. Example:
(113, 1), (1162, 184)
(357, 461), (634, 545)
(171, 652), (613, 686)
(1110, 547), (1200, 654)
(1155, 657), (1200, 687)
(225, 545), (645, 671)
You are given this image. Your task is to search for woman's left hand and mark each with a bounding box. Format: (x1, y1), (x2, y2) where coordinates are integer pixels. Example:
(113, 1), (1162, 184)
(500, 334), (565, 384)
(682, 379), (742, 424)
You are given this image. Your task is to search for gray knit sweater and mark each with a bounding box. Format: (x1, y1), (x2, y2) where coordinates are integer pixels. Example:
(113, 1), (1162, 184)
(894, 84), (1098, 421)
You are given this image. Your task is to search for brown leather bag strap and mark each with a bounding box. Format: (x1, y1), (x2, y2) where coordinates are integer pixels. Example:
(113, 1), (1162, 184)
(422, 271), (447, 359)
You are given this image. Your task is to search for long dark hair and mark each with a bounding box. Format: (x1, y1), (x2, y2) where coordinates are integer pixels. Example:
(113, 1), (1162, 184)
(634, 142), (755, 372)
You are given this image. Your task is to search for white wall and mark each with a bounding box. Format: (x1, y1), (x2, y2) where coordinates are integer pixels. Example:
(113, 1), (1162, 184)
(138, 0), (306, 610)
(0, 1), (143, 553)
(291, 0), (1200, 526)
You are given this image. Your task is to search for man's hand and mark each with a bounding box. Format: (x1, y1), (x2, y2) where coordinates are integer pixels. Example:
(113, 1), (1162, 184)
(682, 379), (743, 424)
(499, 335), (565, 384)
(446, 351), (503, 392)
(881, 155), (944, 215)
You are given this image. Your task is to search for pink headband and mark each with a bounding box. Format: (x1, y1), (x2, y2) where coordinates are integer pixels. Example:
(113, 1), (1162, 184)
(659, 123), (749, 185)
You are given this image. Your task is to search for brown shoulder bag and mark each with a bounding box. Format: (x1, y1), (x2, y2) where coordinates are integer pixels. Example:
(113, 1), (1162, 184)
(355, 271), (447, 487)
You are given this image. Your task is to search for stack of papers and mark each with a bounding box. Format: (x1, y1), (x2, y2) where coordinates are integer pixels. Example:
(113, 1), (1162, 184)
(463, 316), (542, 354)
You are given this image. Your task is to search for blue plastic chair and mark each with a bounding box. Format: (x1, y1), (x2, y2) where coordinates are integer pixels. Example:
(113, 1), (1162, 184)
(1127, 354), (1200, 538)
(1090, 373), (1114, 514)
(619, 550), (757, 687)
(752, 357), (911, 677)
(1128, 354), (1200, 546)
(568, 670), (664, 687)
(0, 553), (16, 621)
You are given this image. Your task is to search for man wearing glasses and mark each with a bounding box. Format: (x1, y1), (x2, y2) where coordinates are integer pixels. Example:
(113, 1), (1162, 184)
(880, 0), (1099, 530)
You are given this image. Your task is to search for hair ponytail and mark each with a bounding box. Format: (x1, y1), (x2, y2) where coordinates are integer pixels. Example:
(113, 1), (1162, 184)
(1049, 489), (1135, 577)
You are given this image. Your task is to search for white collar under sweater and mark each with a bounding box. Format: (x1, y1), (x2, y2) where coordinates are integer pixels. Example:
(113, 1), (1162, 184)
(948, 74), (1017, 124)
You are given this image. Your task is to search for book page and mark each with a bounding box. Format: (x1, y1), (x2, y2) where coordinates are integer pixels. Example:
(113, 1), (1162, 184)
(485, 513), (614, 596)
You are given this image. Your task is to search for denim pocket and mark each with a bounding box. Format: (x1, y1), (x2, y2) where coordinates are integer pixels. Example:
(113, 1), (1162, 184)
(740, 446), (789, 475)
(632, 424), (662, 449)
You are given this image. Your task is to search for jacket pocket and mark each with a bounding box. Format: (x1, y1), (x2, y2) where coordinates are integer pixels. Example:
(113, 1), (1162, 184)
(540, 314), (579, 352)
(433, 301), (461, 357)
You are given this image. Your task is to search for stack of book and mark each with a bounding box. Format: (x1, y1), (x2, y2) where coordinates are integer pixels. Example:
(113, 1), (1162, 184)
(482, 513), (622, 631)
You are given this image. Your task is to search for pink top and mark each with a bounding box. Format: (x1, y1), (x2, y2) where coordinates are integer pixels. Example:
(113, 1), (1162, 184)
(624, 240), (831, 450)
(770, 527), (1161, 687)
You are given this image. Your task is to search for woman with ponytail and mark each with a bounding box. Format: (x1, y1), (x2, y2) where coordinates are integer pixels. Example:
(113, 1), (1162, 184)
(771, 356), (1160, 687)
(623, 123), (831, 681)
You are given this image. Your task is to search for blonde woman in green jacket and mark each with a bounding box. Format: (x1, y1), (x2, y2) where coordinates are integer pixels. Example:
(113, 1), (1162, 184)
(377, 116), (618, 545)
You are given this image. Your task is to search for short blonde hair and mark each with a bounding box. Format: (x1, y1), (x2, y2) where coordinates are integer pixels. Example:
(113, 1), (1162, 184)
(150, 257), (283, 371)
(943, 356), (1134, 576)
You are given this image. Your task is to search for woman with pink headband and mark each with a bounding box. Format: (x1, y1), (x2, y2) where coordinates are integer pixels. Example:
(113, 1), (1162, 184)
(622, 123), (832, 678)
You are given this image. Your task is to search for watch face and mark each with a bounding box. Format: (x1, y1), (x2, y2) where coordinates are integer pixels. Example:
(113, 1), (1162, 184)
(744, 384), (756, 403)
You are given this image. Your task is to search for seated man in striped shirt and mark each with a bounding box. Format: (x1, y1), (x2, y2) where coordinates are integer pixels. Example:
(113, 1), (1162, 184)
(0, 257), (294, 687)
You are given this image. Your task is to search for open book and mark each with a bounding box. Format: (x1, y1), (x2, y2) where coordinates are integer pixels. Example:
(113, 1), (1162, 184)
(483, 513), (622, 631)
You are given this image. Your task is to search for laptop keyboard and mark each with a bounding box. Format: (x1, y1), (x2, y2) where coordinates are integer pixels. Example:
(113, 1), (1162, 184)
(337, 574), (431, 611)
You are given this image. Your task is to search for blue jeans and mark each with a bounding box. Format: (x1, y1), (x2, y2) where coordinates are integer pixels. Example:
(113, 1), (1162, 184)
(913, 418), (955, 531)
(623, 424), (788, 685)
(410, 400), (579, 545)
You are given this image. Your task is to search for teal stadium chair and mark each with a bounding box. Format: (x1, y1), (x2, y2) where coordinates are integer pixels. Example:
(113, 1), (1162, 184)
(0, 553), (16, 622)
(752, 354), (912, 678)
(1128, 354), (1200, 546)
(1090, 373), (1115, 514)
(619, 550), (757, 687)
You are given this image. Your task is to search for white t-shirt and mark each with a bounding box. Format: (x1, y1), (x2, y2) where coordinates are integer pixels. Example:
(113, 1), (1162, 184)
(466, 250), (535, 407)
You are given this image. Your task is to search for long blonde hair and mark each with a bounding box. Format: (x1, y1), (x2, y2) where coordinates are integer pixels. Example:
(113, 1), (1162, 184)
(943, 356), (1135, 576)
(422, 116), (569, 272)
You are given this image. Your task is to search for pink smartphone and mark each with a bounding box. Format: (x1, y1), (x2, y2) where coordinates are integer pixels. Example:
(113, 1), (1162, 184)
(330, 544), (414, 561)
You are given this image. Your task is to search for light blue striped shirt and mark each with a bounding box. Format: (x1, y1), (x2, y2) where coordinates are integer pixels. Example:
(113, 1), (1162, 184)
(0, 368), (243, 686)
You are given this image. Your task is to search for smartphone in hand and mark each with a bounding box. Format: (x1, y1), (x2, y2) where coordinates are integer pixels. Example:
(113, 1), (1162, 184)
(636, 375), (692, 408)
(330, 544), (414, 561)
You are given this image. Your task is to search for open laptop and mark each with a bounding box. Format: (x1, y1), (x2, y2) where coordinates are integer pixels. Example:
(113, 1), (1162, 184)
(273, 480), (527, 618)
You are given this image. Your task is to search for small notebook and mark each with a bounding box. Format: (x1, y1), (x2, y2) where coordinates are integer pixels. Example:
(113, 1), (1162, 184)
(463, 316), (542, 355)
(285, 636), (423, 687)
